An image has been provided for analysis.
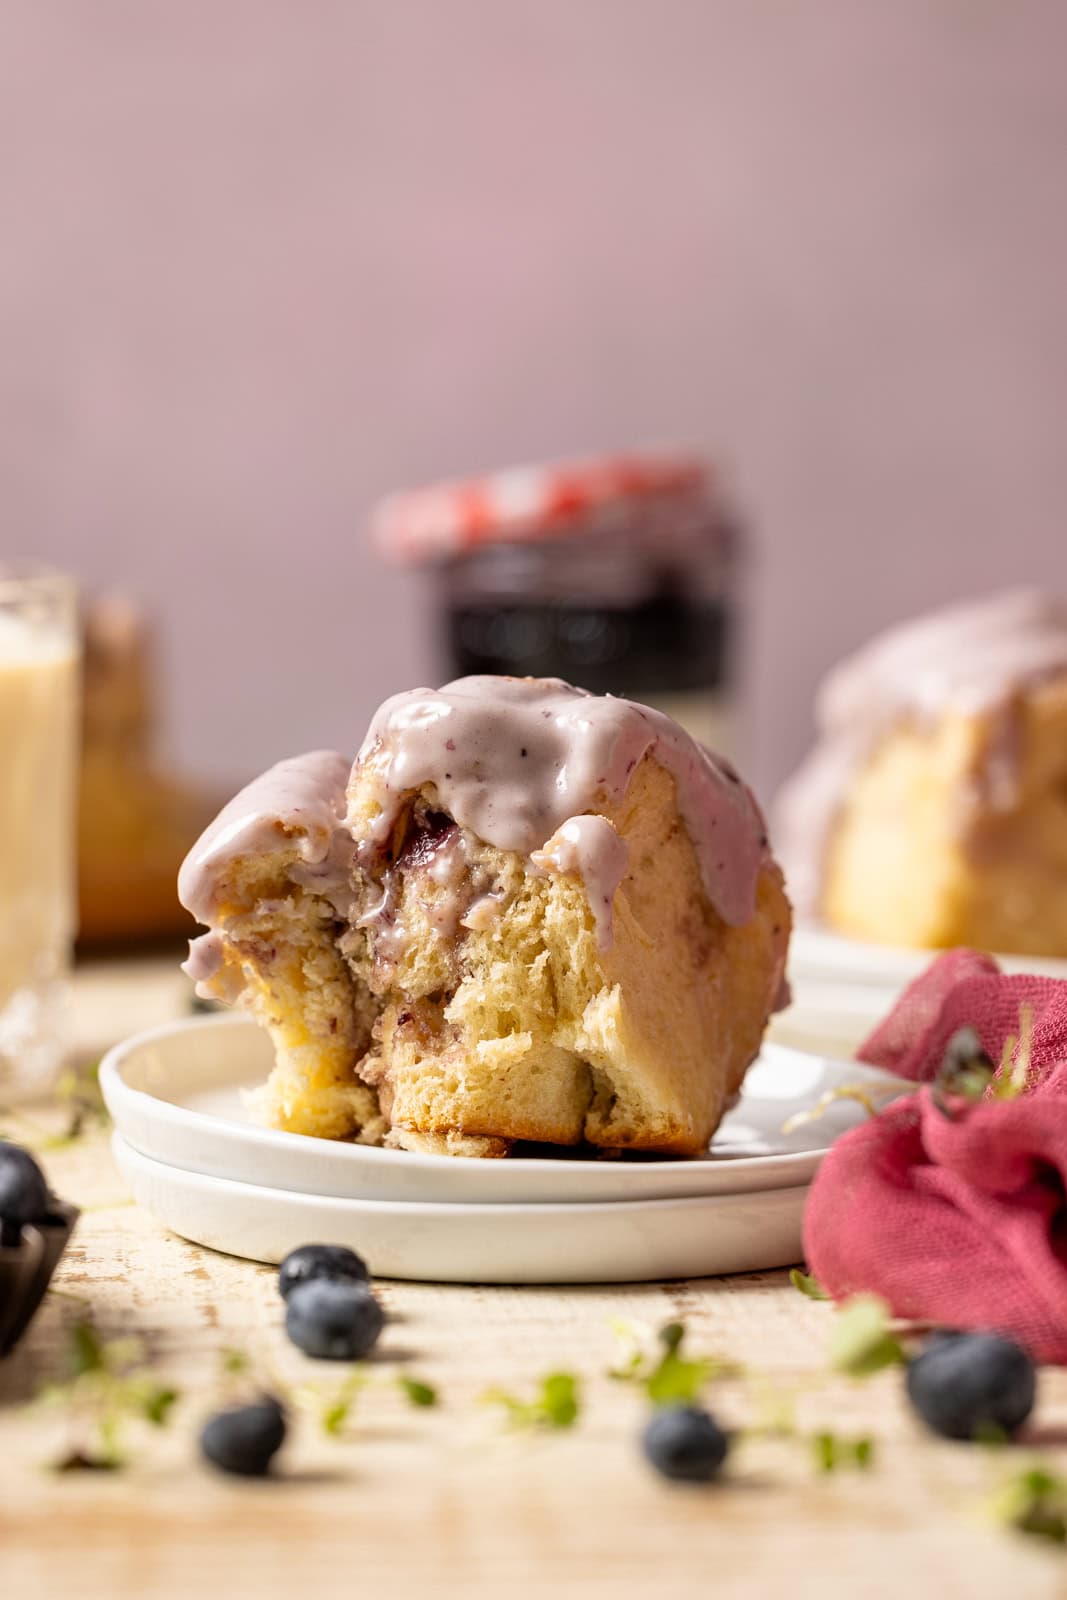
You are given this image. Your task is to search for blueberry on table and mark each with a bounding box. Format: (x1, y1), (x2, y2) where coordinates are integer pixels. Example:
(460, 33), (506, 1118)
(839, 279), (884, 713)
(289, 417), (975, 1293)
(642, 1405), (730, 1483)
(0, 1144), (52, 1245)
(285, 1278), (385, 1361)
(278, 1244), (370, 1301)
(200, 1397), (287, 1477)
(906, 1331), (1036, 1441)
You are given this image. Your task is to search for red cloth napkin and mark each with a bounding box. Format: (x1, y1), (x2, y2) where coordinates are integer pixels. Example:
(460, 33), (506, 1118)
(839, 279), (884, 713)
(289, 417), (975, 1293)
(802, 949), (1067, 1363)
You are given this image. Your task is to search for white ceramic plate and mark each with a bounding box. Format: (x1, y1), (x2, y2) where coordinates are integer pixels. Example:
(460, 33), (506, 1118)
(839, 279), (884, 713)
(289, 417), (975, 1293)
(100, 1014), (907, 1205)
(769, 978), (898, 1061)
(111, 1133), (812, 1281)
(791, 923), (1067, 991)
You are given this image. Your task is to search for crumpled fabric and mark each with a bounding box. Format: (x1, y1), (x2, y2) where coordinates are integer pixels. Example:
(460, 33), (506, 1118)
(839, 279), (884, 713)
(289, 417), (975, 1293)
(802, 949), (1067, 1362)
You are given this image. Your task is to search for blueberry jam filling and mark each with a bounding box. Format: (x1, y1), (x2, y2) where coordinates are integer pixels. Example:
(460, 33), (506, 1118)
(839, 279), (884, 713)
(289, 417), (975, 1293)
(395, 807), (458, 871)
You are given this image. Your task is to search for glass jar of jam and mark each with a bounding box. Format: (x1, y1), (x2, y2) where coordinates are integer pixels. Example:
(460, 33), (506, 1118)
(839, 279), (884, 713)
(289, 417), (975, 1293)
(372, 451), (743, 757)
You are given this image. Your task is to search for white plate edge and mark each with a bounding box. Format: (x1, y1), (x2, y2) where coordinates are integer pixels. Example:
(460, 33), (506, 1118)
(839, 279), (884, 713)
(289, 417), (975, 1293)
(100, 1015), (908, 1188)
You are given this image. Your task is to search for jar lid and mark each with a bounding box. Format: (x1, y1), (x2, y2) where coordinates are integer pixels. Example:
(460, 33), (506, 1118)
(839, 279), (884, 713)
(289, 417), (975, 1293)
(371, 450), (710, 563)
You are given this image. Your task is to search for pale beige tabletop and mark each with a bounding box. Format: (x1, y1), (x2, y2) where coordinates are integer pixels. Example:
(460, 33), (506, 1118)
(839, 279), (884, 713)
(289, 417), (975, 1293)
(1, 960), (1065, 1600)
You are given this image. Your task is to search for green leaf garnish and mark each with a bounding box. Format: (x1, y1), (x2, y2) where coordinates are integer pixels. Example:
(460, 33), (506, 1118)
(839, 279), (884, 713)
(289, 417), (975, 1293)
(140, 1386), (179, 1426)
(321, 1399), (351, 1436)
(398, 1376), (438, 1409)
(933, 1028), (996, 1117)
(308, 1369), (366, 1436)
(607, 1350), (645, 1382)
(992, 1004), (1035, 1102)
(811, 1431), (876, 1473)
(790, 1269), (829, 1301)
(540, 1373), (580, 1427)
(482, 1371), (581, 1430)
(989, 1462), (1067, 1545)
(68, 1321), (105, 1378)
(827, 1295), (907, 1377)
(606, 1320), (648, 1382)
(646, 1350), (719, 1408)
(934, 1009), (1036, 1117)
(41, 1321), (181, 1470)
(607, 1320), (737, 1405)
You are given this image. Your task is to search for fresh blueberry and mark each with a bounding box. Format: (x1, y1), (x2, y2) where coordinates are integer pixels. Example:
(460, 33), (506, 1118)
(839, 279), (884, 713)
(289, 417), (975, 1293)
(278, 1243), (370, 1301)
(642, 1405), (730, 1483)
(284, 1278), (385, 1361)
(0, 1143), (52, 1245)
(906, 1331), (1036, 1441)
(200, 1396), (286, 1476)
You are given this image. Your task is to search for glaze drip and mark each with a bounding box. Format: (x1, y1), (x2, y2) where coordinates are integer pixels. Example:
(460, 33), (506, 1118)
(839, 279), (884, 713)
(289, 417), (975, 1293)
(353, 676), (767, 928)
(177, 750), (354, 924)
(531, 816), (630, 950)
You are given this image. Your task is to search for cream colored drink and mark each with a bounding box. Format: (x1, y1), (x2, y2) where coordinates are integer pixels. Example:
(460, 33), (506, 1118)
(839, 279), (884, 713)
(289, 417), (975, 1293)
(0, 576), (79, 1088)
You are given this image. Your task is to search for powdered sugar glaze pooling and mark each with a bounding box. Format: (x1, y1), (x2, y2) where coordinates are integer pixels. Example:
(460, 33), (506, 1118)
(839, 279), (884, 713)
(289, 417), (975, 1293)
(352, 676), (769, 928)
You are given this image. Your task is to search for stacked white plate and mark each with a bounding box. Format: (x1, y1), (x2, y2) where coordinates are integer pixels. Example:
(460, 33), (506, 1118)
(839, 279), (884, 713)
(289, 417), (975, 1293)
(782, 925), (1067, 1061)
(100, 1013), (908, 1284)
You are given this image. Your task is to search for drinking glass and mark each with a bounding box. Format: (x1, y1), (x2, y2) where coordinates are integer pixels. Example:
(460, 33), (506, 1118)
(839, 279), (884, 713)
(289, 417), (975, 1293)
(0, 569), (79, 1100)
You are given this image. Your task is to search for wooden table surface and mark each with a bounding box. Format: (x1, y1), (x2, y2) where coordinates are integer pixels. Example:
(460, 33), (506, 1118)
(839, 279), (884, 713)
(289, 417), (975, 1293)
(1, 960), (1065, 1600)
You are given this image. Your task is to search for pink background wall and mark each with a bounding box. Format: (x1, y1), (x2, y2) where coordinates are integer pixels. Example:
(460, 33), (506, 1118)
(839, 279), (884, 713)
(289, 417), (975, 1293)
(4, 2), (1066, 801)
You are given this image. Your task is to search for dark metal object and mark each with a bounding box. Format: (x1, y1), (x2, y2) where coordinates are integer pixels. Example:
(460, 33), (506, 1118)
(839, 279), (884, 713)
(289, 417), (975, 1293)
(0, 1200), (80, 1357)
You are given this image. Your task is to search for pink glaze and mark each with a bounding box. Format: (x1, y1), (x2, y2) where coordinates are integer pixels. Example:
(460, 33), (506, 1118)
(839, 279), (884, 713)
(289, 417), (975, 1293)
(775, 590), (1067, 915)
(182, 928), (247, 1001)
(352, 676), (768, 928)
(178, 750), (353, 924)
(531, 816), (629, 950)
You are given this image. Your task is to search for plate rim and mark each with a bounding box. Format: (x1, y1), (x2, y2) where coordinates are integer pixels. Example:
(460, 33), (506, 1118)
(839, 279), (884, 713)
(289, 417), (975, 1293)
(99, 1012), (906, 1197)
(790, 921), (1067, 985)
(110, 1130), (815, 1218)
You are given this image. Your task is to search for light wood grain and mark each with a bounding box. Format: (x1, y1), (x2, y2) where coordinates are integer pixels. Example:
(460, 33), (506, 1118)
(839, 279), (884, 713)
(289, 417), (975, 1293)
(1, 962), (1064, 1600)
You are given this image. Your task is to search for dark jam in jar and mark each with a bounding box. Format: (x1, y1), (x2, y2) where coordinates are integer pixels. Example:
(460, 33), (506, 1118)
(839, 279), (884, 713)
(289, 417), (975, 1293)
(373, 453), (742, 756)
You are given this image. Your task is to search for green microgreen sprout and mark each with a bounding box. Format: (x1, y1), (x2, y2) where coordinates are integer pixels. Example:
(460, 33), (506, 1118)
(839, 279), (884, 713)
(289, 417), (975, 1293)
(218, 1346), (252, 1377)
(827, 1295), (907, 1378)
(319, 1370), (367, 1437)
(992, 1004), (1034, 1101)
(38, 1320), (180, 1470)
(790, 1269), (830, 1302)
(781, 1083), (888, 1135)
(482, 1371), (581, 1430)
(608, 1319), (739, 1406)
(289, 1367), (368, 1438)
(989, 1462), (1067, 1545)
(398, 1375), (438, 1409)
(932, 1027), (996, 1117)
(606, 1317), (652, 1382)
(933, 1007), (1035, 1119)
(810, 1431), (876, 1473)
